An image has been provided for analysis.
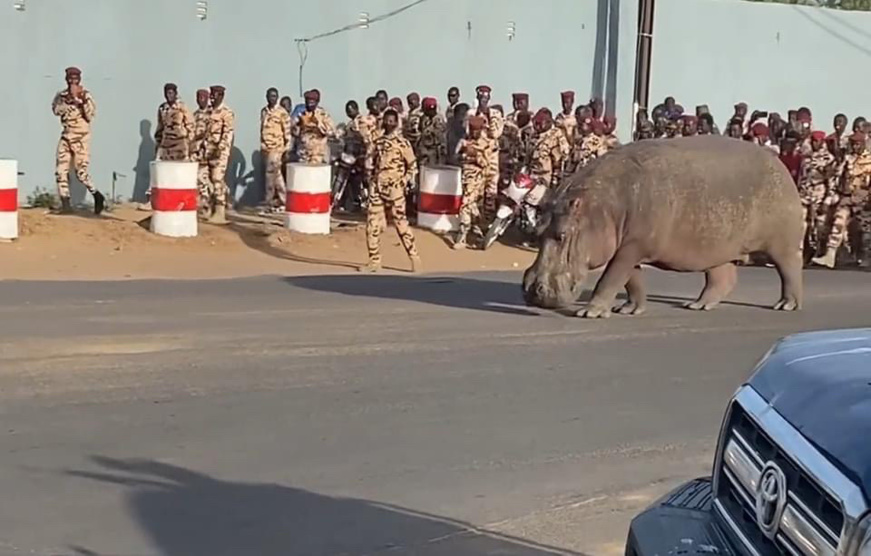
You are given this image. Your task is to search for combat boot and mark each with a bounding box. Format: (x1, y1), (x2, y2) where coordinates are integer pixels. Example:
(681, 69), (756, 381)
(811, 248), (837, 269)
(59, 197), (73, 214)
(359, 260), (381, 273)
(93, 191), (106, 215)
(409, 255), (422, 273)
(453, 228), (468, 250)
(209, 205), (229, 225)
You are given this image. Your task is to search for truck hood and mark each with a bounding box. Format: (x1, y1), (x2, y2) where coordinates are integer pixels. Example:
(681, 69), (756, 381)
(748, 328), (871, 502)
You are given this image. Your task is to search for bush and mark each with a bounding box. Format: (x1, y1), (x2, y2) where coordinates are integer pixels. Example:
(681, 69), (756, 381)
(26, 187), (57, 209)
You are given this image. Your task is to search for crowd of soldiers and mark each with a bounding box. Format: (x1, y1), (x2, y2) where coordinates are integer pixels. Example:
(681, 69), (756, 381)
(636, 97), (871, 269)
(49, 67), (870, 271)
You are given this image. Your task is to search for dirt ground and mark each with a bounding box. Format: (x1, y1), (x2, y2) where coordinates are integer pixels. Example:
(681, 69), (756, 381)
(1, 205), (538, 280)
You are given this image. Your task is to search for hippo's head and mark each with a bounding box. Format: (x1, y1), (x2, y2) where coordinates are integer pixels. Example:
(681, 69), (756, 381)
(522, 196), (592, 309)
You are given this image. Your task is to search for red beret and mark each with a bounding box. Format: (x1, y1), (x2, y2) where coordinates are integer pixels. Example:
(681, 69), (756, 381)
(590, 119), (606, 134)
(468, 115), (487, 131)
(196, 88), (209, 97)
(561, 91), (575, 101)
(388, 97), (402, 107)
(797, 112), (812, 123)
(849, 131), (866, 143)
(512, 92), (529, 101)
(751, 123), (769, 137)
(65, 66), (81, 77)
(164, 83), (178, 91)
(811, 131), (827, 142)
(422, 97), (437, 110)
(406, 92), (420, 102)
(304, 89), (320, 101)
(476, 85), (492, 95)
(533, 107), (553, 125)
(210, 85), (225, 93)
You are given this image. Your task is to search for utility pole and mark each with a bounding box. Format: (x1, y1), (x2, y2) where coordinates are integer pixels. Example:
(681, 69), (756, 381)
(632, 0), (655, 139)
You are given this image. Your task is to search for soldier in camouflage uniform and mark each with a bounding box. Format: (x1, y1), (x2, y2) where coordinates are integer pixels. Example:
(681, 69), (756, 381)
(204, 85), (234, 224)
(529, 108), (570, 188)
(294, 89), (335, 164)
(416, 97), (446, 167)
(466, 85), (503, 223)
(568, 117), (606, 173)
(554, 91), (576, 144)
(155, 83), (194, 162)
(500, 109), (532, 187)
(813, 131), (871, 268)
(453, 115), (492, 250)
(261, 87), (293, 212)
(799, 131), (837, 258)
(362, 109), (421, 273)
(191, 89), (211, 216)
(403, 92), (422, 147)
(445, 87), (460, 123)
(52, 66), (105, 214)
(506, 93), (530, 125)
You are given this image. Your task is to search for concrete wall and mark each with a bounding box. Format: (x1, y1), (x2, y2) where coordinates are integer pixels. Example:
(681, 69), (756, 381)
(1, 0), (634, 204)
(649, 0), (871, 131)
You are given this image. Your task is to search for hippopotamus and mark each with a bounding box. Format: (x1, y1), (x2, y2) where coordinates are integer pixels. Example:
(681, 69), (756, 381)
(522, 134), (803, 317)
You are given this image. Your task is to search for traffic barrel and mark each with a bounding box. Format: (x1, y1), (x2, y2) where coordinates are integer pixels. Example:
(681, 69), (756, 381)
(149, 161), (198, 237)
(285, 163), (331, 234)
(417, 164), (462, 232)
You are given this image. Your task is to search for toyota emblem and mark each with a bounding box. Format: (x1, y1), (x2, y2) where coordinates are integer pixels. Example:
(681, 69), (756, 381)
(755, 461), (788, 539)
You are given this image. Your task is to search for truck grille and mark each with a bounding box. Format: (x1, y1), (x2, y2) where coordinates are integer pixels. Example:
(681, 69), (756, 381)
(714, 402), (844, 555)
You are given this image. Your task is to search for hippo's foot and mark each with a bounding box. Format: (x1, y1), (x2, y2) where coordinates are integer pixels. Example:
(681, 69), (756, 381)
(773, 297), (799, 311)
(684, 300), (721, 311)
(615, 301), (646, 316)
(575, 303), (612, 319)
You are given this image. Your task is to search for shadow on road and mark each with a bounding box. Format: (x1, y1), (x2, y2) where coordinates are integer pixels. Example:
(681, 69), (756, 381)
(285, 274), (538, 316)
(66, 456), (583, 556)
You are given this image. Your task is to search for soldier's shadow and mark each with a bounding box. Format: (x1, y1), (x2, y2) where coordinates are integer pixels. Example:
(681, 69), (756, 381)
(132, 119), (155, 203)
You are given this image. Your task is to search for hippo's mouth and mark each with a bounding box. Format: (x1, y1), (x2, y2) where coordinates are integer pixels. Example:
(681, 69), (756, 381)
(522, 271), (583, 309)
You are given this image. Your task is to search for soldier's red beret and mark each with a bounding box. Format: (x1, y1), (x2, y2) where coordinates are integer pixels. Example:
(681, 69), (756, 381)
(304, 89), (320, 101)
(811, 131), (826, 142)
(533, 108), (553, 125)
(196, 88), (209, 96)
(468, 115), (487, 131)
(849, 131), (866, 143)
(422, 97), (437, 110)
(751, 123), (769, 137)
(164, 83), (178, 91)
(476, 85), (492, 95)
(65, 67), (81, 77)
(210, 85), (226, 93)
(406, 92), (420, 102)
(512, 92), (529, 101)
(560, 91), (575, 101)
(388, 97), (403, 107)
(591, 119), (606, 134)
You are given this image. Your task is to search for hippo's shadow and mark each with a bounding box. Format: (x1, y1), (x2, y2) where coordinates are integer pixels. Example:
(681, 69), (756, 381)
(551, 289), (770, 316)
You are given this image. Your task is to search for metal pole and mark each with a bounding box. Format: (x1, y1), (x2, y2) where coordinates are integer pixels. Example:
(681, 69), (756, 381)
(632, 0), (655, 139)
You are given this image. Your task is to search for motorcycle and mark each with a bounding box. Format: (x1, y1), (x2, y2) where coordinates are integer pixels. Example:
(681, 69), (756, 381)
(481, 170), (548, 250)
(330, 136), (367, 213)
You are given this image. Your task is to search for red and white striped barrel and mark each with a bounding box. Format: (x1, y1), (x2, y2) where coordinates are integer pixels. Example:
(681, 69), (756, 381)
(149, 161), (198, 237)
(417, 165), (462, 232)
(285, 163), (331, 235)
(0, 159), (18, 241)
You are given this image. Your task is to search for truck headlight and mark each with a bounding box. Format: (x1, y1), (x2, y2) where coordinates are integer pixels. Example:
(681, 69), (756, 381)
(854, 513), (871, 555)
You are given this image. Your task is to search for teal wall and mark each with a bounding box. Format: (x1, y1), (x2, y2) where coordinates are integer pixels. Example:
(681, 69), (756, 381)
(1, 0), (635, 203)
(649, 0), (871, 130)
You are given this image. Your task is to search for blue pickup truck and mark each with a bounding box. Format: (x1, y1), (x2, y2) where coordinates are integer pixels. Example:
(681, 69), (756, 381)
(625, 328), (871, 556)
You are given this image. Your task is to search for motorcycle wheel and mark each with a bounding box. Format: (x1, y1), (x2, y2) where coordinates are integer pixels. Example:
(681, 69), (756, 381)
(482, 216), (512, 250)
(331, 171), (349, 212)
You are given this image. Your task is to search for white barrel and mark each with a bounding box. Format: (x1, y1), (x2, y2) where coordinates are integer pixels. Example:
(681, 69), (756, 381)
(285, 163), (331, 235)
(417, 165), (462, 232)
(149, 161), (198, 238)
(0, 159), (18, 241)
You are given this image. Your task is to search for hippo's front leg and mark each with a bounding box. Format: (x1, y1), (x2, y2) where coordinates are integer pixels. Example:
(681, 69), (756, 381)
(616, 266), (647, 316)
(576, 246), (642, 319)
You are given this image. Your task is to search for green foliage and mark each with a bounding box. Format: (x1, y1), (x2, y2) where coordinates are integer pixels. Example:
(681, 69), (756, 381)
(26, 187), (56, 209)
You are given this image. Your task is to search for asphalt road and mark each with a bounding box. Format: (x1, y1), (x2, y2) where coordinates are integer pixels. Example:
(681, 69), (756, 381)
(1, 267), (869, 556)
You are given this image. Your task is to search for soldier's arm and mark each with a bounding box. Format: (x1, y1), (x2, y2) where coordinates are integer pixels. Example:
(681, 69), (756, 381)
(282, 112), (292, 151)
(81, 94), (96, 122)
(403, 140), (418, 182)
(184, 107), (195, 142)
(318, 111), (335, 137)
(220, 111), (235, 153)
(51, 93), (67, 117)
(154, 107), (165, 145)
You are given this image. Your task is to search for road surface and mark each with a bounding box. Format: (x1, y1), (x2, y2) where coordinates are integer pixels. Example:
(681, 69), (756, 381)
(1, 267), (869, 555)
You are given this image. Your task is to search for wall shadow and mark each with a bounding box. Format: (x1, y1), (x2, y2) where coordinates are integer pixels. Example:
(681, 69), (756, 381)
(284, 274), (538, 316)
(66, 456), (584, 556)
(132, 119), (155, 203)
(225, 146), (247, 207)
(236, 149), (264, 207)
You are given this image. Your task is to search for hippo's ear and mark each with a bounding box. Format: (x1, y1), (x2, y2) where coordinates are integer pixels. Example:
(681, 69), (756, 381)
(569, 198), (583, 213)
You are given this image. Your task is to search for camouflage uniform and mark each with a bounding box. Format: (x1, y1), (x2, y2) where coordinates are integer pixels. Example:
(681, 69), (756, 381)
(417, 113), (447, 167)
(823, 149), (871, 258)
(554, 112), (577, 144)
(568, 132), (607, 173)
(530, 127), (570, 187)
(499, 120), (527, 185)
(295, 107), (335, 164)
(192, 106), (211, 210)
(204, 104), (235, 208)
(480, 110), (504, 220)
(155, 100), (194, 161)
(358, 114), (382, 180)
(366, 130), (419, 267)
(404, 106), (423, 148)
(456, 134), (494, 240)
(52, 87), (97, 198)
(798, 148), (836, 255)
(260, 104), (292, 209)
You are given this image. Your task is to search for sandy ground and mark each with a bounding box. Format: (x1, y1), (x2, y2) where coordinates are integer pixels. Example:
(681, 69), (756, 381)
(2, 205), (538, 280)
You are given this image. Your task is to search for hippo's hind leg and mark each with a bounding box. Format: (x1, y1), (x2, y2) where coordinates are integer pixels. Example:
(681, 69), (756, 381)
(768, 245), (803, 311)
(576, 245), (642, 319)
(616, 266), (647, 316)
(685, 263), (737, 311)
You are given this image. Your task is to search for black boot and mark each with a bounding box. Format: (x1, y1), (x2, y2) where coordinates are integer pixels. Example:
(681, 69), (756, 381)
(93, 191), (105, 215)
(60, 197), (73, 214)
